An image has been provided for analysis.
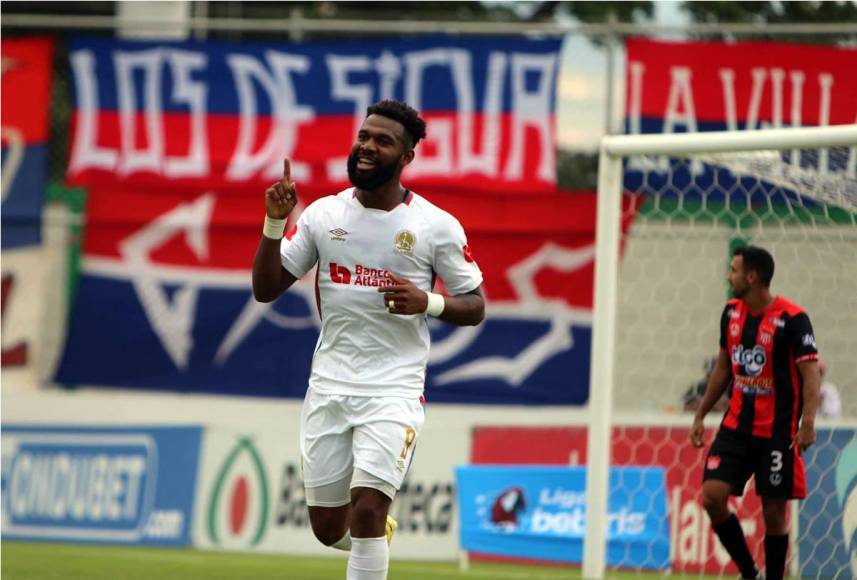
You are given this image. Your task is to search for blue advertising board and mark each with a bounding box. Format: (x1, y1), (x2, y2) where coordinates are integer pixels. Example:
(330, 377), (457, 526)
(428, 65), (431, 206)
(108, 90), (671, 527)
(1, 425), (201, 546)
(456, 465), (669, 569)
(799, 427), (857, 579)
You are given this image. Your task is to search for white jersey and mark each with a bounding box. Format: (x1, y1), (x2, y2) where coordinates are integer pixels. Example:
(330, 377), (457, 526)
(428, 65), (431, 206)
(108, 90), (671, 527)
(280, 188), (483, 398)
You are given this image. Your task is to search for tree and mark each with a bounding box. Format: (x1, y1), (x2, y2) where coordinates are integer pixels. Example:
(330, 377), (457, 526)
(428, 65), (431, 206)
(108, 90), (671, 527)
(681, 1), (857, 44)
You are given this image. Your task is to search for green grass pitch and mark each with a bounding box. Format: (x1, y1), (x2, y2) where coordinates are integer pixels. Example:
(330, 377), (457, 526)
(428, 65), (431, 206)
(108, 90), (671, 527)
(2, 541), (720, 579)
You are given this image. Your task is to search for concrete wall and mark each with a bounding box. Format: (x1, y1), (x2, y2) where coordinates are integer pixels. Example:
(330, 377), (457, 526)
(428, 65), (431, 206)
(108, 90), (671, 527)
(614, 221), (857, 416)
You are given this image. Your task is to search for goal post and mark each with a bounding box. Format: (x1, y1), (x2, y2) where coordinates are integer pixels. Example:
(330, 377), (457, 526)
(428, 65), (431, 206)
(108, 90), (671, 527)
(584, 125), (857, 579)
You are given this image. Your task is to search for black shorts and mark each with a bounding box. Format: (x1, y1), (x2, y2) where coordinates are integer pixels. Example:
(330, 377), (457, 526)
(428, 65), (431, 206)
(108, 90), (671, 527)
(702, 427), (806, 499)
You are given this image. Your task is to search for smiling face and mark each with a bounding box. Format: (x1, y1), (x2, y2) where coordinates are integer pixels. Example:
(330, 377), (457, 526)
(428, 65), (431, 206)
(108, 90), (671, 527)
(346, 114), (414, 191)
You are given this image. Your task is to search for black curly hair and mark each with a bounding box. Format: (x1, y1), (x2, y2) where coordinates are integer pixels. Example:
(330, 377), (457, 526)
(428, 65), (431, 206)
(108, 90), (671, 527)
(366, 100), (427, 148)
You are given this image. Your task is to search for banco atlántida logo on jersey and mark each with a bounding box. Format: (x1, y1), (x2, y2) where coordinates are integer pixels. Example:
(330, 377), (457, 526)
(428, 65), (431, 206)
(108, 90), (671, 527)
(206, 437), (269, 547)
(732, 344), (767, 377)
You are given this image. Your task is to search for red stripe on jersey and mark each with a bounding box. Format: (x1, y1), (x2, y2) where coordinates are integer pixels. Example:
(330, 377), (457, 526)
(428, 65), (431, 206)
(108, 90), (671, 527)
(796, 353), (818, 363)
(314, 268), (322, 320)
(419, 394), (426, 406)
(751, 316), (776, 438)
(792, 449), (807, 498)
(723, 301), (748, 431)
(403, 190), (414, 205)
(723, 391), (742, 430)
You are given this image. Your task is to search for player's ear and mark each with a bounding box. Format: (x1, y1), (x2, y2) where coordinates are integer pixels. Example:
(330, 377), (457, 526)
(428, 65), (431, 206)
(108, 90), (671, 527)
(401, 148), (415, 166)
(747, 270), (758, 285)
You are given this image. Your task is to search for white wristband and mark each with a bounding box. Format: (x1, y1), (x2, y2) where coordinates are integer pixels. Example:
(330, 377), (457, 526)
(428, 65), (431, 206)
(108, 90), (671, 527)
(424, 292), (445, 317)
(263, 215), (286, 239)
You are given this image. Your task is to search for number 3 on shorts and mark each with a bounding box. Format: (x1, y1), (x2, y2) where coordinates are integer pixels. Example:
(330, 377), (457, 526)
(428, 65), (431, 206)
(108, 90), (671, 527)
(771, 450), (783, 472)
(400, 427), (416, 460)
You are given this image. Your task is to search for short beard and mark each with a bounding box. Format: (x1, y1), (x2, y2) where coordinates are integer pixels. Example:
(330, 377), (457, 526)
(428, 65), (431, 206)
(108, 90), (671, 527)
(347, 150), (399, 191)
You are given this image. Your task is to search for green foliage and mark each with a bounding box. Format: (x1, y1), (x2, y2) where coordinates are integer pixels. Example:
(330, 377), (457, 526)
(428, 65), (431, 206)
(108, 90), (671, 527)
(681, 1), (857, 43)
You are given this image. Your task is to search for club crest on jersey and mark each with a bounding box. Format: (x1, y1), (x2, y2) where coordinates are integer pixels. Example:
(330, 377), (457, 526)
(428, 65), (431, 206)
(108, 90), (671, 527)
(707, 455), (721, 470)
(760, 332), (772, 346)
(394, 230), (416, 256)
(730, 323), (740, 337)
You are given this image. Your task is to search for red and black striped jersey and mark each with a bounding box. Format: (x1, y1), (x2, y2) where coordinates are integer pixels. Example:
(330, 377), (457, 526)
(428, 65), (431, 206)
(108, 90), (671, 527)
(719, 296), (818, 439)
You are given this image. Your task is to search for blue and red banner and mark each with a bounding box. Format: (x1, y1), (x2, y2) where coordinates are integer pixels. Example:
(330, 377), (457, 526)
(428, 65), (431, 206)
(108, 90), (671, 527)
(55, 35), (608, 405)
(623, 39), (857, 206)
(66, 35), (560, 195)
(625, 39), (857, 135)
(55, 186), (603, 404)
(1, 37), (54, 248)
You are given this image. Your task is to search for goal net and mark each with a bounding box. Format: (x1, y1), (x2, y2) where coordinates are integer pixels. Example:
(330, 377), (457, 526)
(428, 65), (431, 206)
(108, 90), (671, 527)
(584, 125), (857, 579)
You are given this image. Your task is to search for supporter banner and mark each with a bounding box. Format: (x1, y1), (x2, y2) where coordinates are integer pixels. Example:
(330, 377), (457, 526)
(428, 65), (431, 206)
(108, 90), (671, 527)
(66, 35), (560, 194)
(623, 39), (857, 203)
(2, 249), (50, 379)
(471, 425), (765, 574)
(1, 37), (54, 248)
(798, 427), (857, 579)
(456, 465), (669, 569)
(55, 189), (605, 404)
(193, 407), (467, 559)
(625, 39), (857, 135)
(0, 425), (201, 546)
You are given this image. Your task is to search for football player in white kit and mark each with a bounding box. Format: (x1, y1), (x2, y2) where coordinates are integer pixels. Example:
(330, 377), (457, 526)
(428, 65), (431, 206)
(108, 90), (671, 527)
(252, 100), (485, 580)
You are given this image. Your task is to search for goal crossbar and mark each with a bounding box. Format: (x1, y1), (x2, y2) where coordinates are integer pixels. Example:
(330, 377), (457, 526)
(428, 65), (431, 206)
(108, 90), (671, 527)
(603, 124), (857, 157)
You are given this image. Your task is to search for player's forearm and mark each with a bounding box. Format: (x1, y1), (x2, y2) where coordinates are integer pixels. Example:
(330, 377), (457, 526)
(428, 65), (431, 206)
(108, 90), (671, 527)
(436, 293), (485, 326)
(695, 366), (731, 420)
(799, 361), (821, 425)
(252, 236), (290, 302)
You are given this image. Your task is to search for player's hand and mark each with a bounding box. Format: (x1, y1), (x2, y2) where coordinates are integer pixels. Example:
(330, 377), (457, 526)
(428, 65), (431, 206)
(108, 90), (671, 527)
(690, 415), (705, 448)
(379, 272), (429, 315)
(791, 420), (816, 455)
(265, 158), (298, 220)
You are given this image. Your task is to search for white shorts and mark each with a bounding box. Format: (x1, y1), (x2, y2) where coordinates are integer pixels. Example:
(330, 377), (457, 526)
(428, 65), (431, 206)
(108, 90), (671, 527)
(300, 389), (425, 493)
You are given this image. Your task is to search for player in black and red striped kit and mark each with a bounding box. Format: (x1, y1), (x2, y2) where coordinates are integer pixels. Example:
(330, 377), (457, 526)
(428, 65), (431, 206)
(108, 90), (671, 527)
(690, 245), (821, 580)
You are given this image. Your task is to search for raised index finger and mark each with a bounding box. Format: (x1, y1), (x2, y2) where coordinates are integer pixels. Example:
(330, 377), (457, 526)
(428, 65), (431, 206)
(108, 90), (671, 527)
(283, 158), (291, 181)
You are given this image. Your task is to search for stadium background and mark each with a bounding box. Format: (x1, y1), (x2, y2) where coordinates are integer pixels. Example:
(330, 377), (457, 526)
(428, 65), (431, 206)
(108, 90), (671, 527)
(2, 2), (856, 579)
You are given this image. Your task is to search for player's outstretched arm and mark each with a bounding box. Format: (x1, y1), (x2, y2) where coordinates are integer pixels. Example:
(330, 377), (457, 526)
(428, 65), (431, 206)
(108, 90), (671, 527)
(380, 275), (485, 326)
(690, 349), (732, 447)
(253, 159), (299, 303)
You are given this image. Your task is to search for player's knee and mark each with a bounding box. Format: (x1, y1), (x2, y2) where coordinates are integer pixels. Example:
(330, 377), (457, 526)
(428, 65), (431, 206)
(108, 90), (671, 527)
(350, 489), (390, 532)
(310, 524), (343, 546)
(762, 501), (788, 532)
(701, 487), (728, 517)
(350, 498), (385, 530)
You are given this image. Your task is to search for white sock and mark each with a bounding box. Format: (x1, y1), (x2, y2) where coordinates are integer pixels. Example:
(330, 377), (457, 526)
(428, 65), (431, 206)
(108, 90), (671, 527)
(347, 536), (388, 580)
(332, 530), (352, 551)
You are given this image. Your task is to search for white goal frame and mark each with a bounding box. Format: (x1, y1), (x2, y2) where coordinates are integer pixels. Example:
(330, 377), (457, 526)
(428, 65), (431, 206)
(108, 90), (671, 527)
(583, 124), (857, 579)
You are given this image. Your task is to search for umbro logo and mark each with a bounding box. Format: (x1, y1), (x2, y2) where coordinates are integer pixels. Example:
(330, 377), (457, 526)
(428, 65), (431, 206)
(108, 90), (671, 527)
(329, 228), (348, 241)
